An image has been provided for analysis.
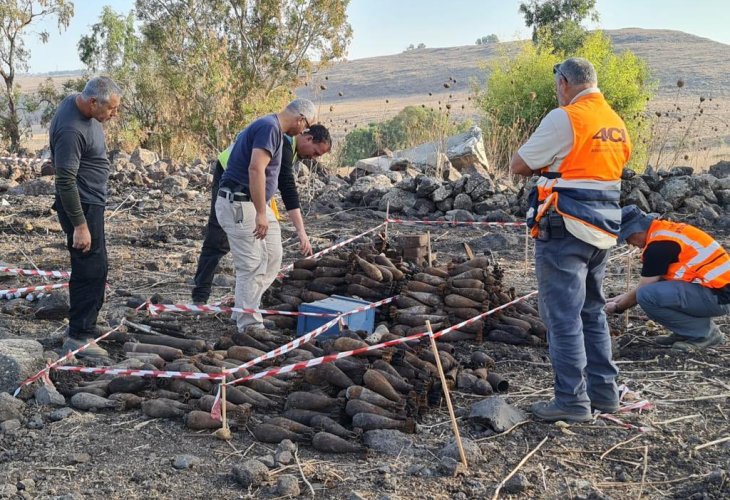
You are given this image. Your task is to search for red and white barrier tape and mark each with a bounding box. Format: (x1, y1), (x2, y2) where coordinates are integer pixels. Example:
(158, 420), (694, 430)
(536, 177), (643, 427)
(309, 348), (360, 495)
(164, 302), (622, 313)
(13, 323), (123, 397)
(226, 290), (539, 386)
(386, 218), (526, 227)
(0, 156), (49, 164)
(278, 222), (387, 275)
(0, 266), (71, 278)
(53, 365), (226, 381)
(151, 295), (394, 319)
(0, 282), (69, 298)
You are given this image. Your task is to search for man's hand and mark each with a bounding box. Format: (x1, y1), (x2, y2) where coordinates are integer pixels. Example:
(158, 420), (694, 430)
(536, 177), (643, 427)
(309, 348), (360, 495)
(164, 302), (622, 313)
(298, 231), (313, 257)
(253, 212), (268, 239)
(73, 224), (92, 253)
(604, 301), (621, 315)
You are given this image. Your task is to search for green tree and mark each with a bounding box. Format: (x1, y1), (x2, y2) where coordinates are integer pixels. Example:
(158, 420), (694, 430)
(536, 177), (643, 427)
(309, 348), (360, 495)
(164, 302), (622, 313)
(476, 34), (499, 45)
(72, 0), (352, 159)
(519, 0), (598, 53)
(475, 32), (654, 170)
(0, 0), (74, 152)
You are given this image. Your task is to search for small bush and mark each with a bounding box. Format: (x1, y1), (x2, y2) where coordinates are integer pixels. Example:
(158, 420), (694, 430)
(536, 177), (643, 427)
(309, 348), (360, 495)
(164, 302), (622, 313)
(340, 106), (470, 166)
(475, 32), (655, 171)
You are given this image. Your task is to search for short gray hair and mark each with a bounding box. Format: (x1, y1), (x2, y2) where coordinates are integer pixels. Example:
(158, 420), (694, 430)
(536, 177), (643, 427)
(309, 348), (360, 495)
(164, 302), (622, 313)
(285, 98), (317, 124)
(82, 76), (122, 103)
(556, 57), (597, 86)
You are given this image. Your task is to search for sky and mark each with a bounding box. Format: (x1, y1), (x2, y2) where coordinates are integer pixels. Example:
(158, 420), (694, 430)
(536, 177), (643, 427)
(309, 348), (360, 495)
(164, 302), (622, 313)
(23, 0), (730, 74)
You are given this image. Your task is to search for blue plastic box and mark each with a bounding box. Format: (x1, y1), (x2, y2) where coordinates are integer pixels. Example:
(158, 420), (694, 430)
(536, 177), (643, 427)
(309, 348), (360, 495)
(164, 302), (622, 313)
(297, 294), (376, 340)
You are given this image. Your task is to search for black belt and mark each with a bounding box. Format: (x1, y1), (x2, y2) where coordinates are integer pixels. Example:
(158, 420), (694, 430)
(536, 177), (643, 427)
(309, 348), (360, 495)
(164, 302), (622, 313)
(218, 190), (250, 202)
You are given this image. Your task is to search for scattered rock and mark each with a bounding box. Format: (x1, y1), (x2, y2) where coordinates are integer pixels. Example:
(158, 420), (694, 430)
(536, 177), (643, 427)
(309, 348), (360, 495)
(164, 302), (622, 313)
(503, 473), (532, 494)
(130, 148), (159, 168)
(17, 478), (35, 491)
(275, 450), (293, 466)
(277, 439), (297, 453)
(0, 391), (25, 422)
(708, 160), (730, 179)
(362, 429), (413, 456)
(452, 193), (473, 211)
(0, 419), (21, 433)
(439, 438), (482, 464)
(33, 291), (70, 320)
(276, 475), (300, 497)
(480, 233), (519, 252)
(172, 454), (200, 470)
(49, 407), (75, 422)
(438, 456), (466, 477)
(0, 484), (18, 497)
(69, 452), (91, 464)
(26, 413), (44, 429)
(0, 339), (45, 396)
(258, 454), (276, 468)
(7, 178), (55, 196)
(468, 396), (528, 432)
(232, 459), (269, 488)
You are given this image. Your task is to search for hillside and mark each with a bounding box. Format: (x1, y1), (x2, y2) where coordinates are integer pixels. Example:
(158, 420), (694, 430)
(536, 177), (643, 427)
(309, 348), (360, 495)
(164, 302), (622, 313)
(297, 29), (730, 103)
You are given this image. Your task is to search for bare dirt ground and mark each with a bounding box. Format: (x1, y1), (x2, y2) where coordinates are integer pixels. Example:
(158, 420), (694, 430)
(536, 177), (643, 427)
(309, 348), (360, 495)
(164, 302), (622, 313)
(1, 187), (729, 499)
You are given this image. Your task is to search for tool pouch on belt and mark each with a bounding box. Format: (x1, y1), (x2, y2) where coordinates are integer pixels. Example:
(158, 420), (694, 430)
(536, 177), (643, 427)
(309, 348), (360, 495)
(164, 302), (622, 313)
(234, 202), (244, 224)
(548, 211), (565, 239)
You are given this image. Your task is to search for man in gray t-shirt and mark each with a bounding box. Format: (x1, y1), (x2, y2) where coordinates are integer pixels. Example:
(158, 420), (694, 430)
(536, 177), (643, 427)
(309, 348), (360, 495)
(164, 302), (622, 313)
(50, 76), (121, 357)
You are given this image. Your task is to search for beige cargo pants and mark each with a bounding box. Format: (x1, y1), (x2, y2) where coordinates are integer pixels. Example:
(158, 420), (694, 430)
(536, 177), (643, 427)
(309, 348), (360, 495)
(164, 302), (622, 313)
(215, 195), (282, 332)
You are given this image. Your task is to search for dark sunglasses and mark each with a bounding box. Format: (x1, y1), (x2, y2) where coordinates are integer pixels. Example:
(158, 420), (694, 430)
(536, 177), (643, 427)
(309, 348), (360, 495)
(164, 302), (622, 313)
(300, 114), (311, 129)
(553, 63), (566, 81)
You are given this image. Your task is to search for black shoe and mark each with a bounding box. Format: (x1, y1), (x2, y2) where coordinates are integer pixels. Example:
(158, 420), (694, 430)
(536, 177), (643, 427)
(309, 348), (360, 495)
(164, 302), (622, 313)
(654, 333), (687, 346)
(61, 336), (110, 358)
(591, 400), (620, 413)
(672, 326), (725, 352)
(531, 399), (592, 423)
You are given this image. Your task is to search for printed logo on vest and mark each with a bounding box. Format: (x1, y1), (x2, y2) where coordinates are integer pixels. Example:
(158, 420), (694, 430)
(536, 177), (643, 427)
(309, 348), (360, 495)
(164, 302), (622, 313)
(592, 127), (627, 143)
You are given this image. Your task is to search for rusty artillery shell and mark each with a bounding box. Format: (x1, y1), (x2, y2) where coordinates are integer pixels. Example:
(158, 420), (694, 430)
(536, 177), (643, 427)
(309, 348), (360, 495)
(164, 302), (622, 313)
(374, 265), (394, 282)
(371, 360), (401, 378)
(425, 266), (450, 279)
(70, 393), (118, 411)
(413, 272), (446, 286)
(450, 268), (487, 281)
(290, 268), (315, 281)
(363, 369), (402, 402)
(281, 284), (304, 297)
(107, 376), (149, 394)
(473, 378), (494, 395)
(405, 352), (438, 375)
(498, 314), (533, 332)
(312, 431), (364, 454)
(347, 283), (384, 300)
(282, 408), (341, 426)
(301, 290), (329, 302)
(391, 304), (433, 316)
(392, 312), (447, 327)
(226, 386), (274, 409)
(436, 330), (476, 342)
(124, 353), (166, 368)
(167, 379), (206, 400)
(404, 291), (443, 307)
(285, 391), (342, 412)
(332, 336), (369, 352)
(395, 295), (426, 309)
(404, 280), (442, 294)
(298, 342), (325, 357)
(512, 312), (547, 338)
(293, 258), (317, 270)
(314, 266), (349, 278)
(345, 399), (403, 420)
(270, 315), (298, 330)
(310, 415), (357, 439)
(303, 363), (353, 389)
(352, 413), (416, 433)
(486, 329), (537, 346)
(471, 351), (496, 369)
(307, 280), (338, 295)
(227, 345), (267, 363)
(251, 423), (309, 443)
(123, 342), (182, 361)
(318, 256), (350, 268)
(448, 278), (485, 290)
(348, 273), (388, 290)
(446, 307), (482, 320)
(487, 372), (509, 392)
(451, 287), (489, 302)
(278, 294), (303, 307)
(198, 395), (237, 414)
(184, 410), (222, 430)
(514, 301), (539, 316)
(131, 333), (206, 353)
(142, 398), (189, 418)
(444, 294), (482, 309)
(346, 385), (403, 411)
(108, 393), (143, 410)
(374, 253), (397, 269)
(457, 371), (478, 391)
(334, 358), (366, 385)
(376, 369), (414, 393)
(355, 256), (383, 281)
(244, 378), (286, 395)
(265, 417), (315, 435)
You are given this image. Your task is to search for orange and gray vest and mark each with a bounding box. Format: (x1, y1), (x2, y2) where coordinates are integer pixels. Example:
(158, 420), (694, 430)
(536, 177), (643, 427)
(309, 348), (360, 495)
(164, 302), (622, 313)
(643, 219), (730, 289)
(527, 92), (631, 239)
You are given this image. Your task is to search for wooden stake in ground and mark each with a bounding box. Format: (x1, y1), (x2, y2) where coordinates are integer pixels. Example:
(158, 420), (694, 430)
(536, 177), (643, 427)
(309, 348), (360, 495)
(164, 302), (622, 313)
(624, 250), (632, 332)
(214, 383), (232, 441)
(425, 320), (467, 468)
(492, 435), (549, 500)
(427, 231), (433, 267)
(524, 224), (530, 272)
(384, 201), (390, 243)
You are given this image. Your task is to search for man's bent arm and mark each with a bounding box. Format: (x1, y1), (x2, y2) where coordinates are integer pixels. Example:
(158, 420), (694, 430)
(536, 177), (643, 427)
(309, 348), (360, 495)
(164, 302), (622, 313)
(510, 152), (534, 177)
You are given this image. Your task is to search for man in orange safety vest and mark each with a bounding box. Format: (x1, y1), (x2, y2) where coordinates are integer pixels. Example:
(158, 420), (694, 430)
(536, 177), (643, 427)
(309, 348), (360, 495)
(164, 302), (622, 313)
(606, 205), (728, 351)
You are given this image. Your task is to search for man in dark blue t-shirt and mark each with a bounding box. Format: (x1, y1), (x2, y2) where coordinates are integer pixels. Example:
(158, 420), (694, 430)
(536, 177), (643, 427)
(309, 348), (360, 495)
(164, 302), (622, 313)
(50, 76), (122, 357)
(216, 99), (317, 333)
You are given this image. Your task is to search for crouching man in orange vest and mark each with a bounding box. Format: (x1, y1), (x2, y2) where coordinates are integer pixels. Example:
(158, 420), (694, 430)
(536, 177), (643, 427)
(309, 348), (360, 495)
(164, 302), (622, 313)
(511, 58), (631, 422)
(606, 205), (729, 351)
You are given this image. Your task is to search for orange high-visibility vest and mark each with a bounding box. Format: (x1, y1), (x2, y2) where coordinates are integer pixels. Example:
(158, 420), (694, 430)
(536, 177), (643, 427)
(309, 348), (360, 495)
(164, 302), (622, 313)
(643, 219), (730, 289)
(529, 92), (631, 238)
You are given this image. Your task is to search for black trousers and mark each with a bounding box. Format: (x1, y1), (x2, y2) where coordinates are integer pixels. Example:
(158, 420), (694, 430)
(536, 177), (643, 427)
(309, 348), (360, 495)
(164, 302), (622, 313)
(55, 198), (108, 339)
(192, 161), (230, 302)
